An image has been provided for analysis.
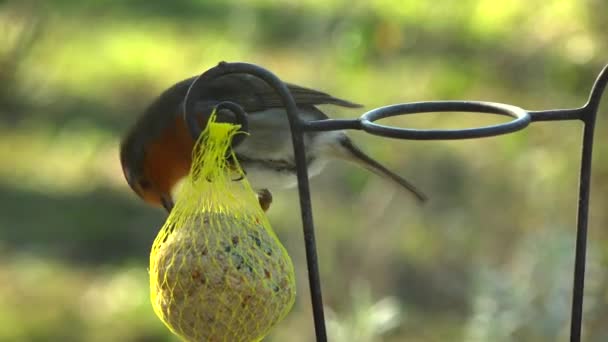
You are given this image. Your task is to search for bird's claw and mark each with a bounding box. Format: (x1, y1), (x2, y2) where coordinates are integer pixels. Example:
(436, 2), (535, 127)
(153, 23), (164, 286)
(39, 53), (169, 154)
(257, 189), (272, 212)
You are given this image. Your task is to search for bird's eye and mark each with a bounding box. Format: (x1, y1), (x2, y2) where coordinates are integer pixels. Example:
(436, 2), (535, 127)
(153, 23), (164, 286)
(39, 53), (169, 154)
(139, 179), (152, 190)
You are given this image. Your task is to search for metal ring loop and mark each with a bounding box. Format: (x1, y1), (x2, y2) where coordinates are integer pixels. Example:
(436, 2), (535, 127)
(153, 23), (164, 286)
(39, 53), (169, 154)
(360, 101), (531, 140)
(183, 95), (249, 148)
(214, 101), (249, 148)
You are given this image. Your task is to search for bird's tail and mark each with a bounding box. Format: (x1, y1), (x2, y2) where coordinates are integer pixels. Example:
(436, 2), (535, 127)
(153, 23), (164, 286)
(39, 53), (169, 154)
(327, 134), (427, 202)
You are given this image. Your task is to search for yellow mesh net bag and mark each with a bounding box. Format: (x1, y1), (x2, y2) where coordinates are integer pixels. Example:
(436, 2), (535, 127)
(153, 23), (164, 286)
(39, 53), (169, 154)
(149, 113), (296, 342)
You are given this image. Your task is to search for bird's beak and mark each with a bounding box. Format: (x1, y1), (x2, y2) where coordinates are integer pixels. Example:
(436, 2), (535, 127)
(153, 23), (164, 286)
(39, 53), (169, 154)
(161, 195), (174, 213)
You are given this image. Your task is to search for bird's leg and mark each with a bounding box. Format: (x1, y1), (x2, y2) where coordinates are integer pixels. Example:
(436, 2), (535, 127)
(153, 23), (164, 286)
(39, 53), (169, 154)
(257, 189), (273, 212)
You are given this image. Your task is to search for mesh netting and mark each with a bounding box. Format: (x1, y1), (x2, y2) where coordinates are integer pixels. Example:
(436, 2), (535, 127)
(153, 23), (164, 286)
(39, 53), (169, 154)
(149, 113), (296, 342)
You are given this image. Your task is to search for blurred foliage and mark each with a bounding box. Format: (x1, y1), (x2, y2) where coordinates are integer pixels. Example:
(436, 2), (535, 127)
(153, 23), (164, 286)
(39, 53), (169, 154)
(0, 0), (607, 341)
(326, 280), (402, 342)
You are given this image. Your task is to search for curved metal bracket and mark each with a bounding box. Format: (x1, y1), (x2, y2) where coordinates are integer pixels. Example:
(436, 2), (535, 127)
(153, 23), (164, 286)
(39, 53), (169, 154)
(182, 61), (608, 342)
(183, 99), (250, 148)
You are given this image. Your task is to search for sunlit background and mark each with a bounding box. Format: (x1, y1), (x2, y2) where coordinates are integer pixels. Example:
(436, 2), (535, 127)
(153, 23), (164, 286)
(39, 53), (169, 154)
(1, 0), (607, 341)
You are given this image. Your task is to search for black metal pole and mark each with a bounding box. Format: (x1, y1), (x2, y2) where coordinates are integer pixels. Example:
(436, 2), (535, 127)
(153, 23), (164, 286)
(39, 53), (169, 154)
(183, 62), (328, 341)
(569, 114), (593, 342)
(569, 64), (608, 342)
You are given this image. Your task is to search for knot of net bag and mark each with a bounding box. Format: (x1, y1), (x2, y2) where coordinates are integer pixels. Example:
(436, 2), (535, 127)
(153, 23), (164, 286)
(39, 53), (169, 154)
(149, 112), (296, 342)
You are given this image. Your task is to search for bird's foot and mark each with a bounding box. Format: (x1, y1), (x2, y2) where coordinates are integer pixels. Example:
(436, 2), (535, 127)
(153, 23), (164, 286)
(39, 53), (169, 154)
(257, 189), (272, 212)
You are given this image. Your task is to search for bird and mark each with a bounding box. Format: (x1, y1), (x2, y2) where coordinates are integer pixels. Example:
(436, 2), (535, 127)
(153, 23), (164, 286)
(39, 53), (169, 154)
(120, 72), (426, 212)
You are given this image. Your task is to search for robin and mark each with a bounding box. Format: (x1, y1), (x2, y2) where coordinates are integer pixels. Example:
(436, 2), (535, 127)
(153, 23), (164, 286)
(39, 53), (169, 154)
(120, 73), (426, 212)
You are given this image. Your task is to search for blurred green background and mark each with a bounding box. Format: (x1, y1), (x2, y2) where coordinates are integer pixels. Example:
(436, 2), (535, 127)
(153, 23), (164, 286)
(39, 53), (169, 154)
(1, 0), (607, 341)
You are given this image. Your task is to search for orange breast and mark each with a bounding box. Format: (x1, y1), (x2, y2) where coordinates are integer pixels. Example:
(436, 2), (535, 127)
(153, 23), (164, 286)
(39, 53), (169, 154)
(143, 116), (195, 197)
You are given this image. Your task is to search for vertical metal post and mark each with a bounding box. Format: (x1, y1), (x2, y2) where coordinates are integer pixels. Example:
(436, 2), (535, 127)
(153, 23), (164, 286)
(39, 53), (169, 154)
(569, 117), (593, 342)
(569, 64), (607, 342)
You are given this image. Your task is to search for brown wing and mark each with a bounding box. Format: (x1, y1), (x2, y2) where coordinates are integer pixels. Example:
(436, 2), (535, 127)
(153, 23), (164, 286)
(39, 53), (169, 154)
(184, 73), (362, 112)
(122, 73), (362, 168)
